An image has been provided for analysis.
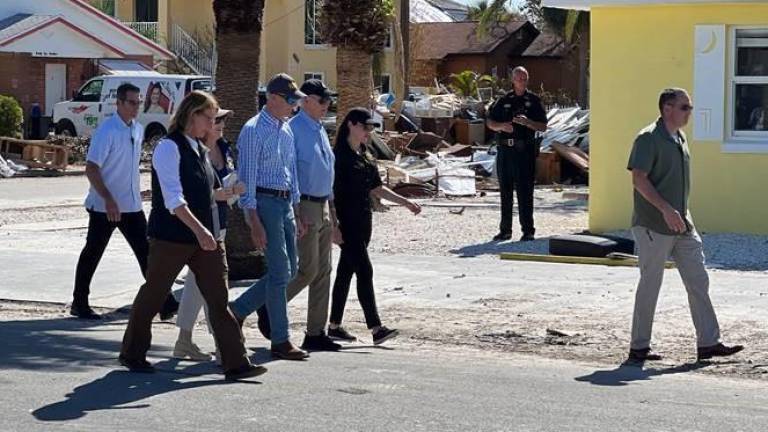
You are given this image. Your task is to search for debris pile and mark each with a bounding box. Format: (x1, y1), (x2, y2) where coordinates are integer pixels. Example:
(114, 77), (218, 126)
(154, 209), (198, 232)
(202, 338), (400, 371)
(539, 107), (590, 176)
(0, 136), (69, 175)
(0, 153), (27, 178)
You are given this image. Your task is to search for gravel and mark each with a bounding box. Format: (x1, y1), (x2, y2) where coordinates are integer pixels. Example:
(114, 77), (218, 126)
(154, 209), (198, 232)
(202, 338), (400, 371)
(3, 182), (768, 271)
(606, 229), (768, 272)
(370, 186), (588, 258)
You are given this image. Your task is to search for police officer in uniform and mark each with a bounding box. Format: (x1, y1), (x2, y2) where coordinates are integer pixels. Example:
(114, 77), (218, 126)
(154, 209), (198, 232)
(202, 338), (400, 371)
(486, 66), (548, 241)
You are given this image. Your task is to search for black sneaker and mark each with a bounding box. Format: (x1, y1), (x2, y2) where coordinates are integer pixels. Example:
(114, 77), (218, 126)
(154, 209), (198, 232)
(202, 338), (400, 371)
(256, 306), (271, 340)
(520, 233), (535, 242)
(70, 304), (102, 320)
(301, 332), (342, 351)
(492, 232), (512, 241)
(159, 294), (180, 321)
(627, 347), (663, 362)
(118, 355), (155, 373)
(225, 364), (268, 381)
(328, 326), (357, 341)
(372, 327), (399, 345)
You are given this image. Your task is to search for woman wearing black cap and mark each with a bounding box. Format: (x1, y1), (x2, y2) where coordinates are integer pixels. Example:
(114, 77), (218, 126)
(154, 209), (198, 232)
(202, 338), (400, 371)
(328, 107), (421, 345)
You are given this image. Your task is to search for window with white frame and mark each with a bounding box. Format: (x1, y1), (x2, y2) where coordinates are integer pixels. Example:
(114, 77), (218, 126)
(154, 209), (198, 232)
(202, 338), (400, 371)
(731, 28), (768, 138)
(304, 0), (324, 46)
(304, 72), (325, 82)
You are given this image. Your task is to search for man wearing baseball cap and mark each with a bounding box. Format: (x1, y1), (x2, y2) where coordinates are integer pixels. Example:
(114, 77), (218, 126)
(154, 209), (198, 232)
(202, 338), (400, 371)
(254, 79), (342, 351)
(230, 73), (309, 360)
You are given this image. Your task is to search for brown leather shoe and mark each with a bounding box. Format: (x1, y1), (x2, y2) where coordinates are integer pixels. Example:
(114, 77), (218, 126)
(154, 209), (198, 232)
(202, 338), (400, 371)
(271, 341), (309, 361)
(697, 343), (744, 361)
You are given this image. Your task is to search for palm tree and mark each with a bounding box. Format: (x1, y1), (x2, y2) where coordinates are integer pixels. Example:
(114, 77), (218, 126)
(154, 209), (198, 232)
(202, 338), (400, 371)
(318, 0), (396, 124)
(481, 0), (583, 44)
(449, 70), (495, 98)
(479, 0), (589, 106)
(467, 1), (490, 21)
(213, 0), (266, 280)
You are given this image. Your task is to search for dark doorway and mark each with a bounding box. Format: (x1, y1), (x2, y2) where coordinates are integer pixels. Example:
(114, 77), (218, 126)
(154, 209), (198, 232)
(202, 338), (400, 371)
(135, 0), (158, 22)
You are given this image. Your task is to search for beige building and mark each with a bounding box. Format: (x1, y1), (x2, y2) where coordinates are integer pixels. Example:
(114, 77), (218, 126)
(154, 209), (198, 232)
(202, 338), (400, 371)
(114, 0), (401, 92)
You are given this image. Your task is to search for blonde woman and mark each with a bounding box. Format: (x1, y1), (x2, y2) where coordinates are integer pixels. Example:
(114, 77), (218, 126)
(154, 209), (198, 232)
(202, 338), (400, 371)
(120, 91), (265, 381)
(172, 108), (245, 361)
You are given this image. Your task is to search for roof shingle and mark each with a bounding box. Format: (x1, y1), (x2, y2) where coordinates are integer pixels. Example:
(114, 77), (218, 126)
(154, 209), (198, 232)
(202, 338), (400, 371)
(412, 20), (530, 60)
(0, 14), (56, 43)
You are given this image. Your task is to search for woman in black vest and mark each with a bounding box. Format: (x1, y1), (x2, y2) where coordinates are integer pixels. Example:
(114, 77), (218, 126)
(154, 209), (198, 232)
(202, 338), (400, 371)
(172, 108), (246, 362)
(328, 108), (421, 345)
(120, 91), (265, 381)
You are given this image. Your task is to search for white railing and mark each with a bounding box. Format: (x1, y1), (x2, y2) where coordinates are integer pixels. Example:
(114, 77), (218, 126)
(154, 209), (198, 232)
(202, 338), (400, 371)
(170, 24), (217, 78)
(123, 21), (159, 42)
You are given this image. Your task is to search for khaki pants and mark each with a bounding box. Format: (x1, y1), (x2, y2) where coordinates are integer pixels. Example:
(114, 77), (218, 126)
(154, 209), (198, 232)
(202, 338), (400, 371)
(286, 200), (332, 336)
(630, 226), (721, 350)
(121, 239), (250, 372)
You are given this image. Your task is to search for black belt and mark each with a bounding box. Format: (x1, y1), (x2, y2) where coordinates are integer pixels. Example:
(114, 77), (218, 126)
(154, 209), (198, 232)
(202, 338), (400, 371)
(501, 138), (532, 147)
(301, 194), (329, 203)
(256, 187), (291, 199)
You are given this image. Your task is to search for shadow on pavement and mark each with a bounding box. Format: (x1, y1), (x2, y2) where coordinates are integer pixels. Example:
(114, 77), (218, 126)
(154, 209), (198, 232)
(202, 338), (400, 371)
(574, 361), (709, 386)
(0, 312), (133, 372)
(32, 363), (238, 421)
(450, 238), (549, 258)
(1, 314), (265, 421)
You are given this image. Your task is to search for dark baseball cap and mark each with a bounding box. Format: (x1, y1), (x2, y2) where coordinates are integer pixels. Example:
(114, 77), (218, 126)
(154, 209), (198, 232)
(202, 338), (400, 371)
(343, 107), (381, 128)
(300, 79), (332, 99)
(266, 73), (306, 100)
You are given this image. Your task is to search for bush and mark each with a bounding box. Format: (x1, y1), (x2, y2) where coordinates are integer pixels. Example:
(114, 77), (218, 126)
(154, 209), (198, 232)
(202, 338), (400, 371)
(0, 95), (23, 138)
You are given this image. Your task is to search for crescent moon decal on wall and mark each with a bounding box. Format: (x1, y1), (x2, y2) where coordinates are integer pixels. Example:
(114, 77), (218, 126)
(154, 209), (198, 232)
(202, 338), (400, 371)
(700, 30), (717, 54)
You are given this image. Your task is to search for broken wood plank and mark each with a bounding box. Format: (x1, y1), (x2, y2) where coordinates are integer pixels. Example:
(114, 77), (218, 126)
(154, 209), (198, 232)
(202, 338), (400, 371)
(499, 252), (676, 268)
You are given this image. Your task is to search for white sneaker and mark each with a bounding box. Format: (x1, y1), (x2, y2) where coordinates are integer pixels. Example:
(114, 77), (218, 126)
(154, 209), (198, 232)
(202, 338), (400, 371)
(173, 339), (212, 361)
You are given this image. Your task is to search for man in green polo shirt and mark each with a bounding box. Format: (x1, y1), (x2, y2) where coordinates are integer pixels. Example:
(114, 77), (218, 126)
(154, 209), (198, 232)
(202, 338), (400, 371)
(626, 88), (744, 363)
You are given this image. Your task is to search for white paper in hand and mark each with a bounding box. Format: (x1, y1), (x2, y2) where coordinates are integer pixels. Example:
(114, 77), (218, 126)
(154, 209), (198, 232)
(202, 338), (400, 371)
(222, 172), (239, 206)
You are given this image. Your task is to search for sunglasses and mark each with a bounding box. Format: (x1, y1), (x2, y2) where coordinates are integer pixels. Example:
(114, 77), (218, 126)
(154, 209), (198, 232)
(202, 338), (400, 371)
(120, 98), (142, 107)
(215, 116), (227, 125)
(280, 94), (303, 106)
(307, 95), (331, 105)
(667, 102), (693, 112)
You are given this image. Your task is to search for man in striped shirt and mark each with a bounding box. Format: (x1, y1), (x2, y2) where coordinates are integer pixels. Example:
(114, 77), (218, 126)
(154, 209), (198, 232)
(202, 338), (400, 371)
(230, 74), (309, 361)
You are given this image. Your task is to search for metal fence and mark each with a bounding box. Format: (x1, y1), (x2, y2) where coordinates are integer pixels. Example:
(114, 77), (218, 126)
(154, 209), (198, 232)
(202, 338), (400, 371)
(170, 24), (216, 78)
(124, 21), (159, 43)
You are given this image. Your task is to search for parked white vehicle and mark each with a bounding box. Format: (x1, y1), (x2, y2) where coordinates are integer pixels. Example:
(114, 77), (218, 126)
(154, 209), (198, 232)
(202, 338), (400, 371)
(53, 72), (212, 142)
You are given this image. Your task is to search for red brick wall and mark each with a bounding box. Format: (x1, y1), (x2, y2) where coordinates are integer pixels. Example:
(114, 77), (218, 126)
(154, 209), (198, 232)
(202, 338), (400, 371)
(0, 53), (101, 116)
(0, 53), (153, 118)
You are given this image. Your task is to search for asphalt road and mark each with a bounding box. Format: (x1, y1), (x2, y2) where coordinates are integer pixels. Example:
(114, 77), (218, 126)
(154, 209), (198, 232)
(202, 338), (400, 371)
(1, 317), (767, 432)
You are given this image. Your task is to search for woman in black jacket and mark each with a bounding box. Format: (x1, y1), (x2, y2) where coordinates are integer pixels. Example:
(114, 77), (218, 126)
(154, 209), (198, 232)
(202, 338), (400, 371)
(328, 108), (421, 345)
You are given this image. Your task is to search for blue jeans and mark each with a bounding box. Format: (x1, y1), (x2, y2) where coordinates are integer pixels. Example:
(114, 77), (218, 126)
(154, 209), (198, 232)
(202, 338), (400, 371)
(231, 195), (297, 344)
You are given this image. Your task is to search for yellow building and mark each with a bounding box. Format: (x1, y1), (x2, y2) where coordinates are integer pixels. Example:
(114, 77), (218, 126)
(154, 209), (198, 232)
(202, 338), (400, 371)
(546, 0), (768, 234)
(114, 0), (399, 92)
